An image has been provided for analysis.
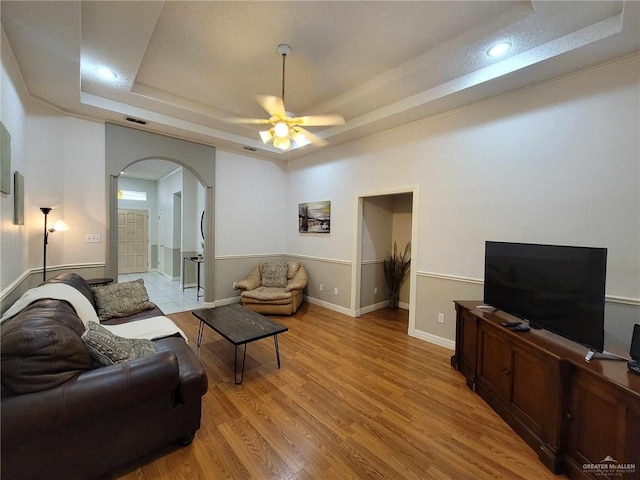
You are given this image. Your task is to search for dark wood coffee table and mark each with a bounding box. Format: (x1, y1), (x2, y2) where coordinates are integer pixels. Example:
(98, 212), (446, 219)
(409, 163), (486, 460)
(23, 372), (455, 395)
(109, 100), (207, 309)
(192, 304), (288, 384)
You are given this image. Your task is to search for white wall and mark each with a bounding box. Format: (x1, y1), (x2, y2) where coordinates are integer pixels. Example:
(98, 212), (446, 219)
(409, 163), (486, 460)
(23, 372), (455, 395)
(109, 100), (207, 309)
(1, 27), (29, 295)
(362, 196), (393, 262)
(1, 31), (106, 309)
(215, 150), (287, 256)
(158, 169), (182, 249)
(287, 56), (640, 351)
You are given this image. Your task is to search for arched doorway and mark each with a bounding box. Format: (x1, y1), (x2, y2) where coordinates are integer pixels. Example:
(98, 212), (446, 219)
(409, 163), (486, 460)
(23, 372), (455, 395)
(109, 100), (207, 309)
(117, 159), (206, 278)
(105, 124), (215, 303)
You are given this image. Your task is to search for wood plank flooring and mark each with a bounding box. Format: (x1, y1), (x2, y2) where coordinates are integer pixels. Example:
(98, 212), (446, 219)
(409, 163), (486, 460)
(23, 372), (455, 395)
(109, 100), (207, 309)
(108, 303), (566, 480)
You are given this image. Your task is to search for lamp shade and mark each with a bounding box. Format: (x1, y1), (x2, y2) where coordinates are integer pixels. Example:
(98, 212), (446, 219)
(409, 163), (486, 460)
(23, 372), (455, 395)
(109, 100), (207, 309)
(259, 129), (274, 144)
(51, 219), (69, 232)
(274, 121), (289, 139)
(273, 136), (291, 150)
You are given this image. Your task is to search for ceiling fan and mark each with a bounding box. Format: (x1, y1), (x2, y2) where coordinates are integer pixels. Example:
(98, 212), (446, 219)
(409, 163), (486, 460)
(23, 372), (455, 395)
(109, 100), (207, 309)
(231, 44), (345, 151)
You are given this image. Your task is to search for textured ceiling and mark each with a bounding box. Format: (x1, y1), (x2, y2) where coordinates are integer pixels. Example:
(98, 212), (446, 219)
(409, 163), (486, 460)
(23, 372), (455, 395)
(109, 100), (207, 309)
(2, 1), (638, 162)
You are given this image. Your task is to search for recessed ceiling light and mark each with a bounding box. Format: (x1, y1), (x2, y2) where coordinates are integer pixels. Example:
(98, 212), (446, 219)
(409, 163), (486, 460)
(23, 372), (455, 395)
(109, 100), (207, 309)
(95, 66), (117, 80)
(487, 42), (512, 58)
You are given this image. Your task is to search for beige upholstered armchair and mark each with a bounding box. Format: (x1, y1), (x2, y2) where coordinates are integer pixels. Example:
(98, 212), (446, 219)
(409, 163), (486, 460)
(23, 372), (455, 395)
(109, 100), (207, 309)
(235, 261), (307, 315)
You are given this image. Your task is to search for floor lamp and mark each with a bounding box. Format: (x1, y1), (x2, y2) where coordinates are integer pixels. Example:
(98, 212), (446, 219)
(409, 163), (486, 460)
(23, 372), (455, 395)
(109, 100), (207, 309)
(40, 207), (69, 282)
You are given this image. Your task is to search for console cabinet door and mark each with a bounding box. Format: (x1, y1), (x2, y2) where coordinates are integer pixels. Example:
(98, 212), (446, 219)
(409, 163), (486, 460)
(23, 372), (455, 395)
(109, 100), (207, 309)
(477, 323), (561, 461)
(478, 326), (512, 404)
(510, 345), (560, 452)
(459, 310), (478, 386)
(566, 368), (640, 480)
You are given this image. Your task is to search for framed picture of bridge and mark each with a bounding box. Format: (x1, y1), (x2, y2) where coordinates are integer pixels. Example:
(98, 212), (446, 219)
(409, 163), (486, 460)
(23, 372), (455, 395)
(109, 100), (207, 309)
(299, 201), (331, 234)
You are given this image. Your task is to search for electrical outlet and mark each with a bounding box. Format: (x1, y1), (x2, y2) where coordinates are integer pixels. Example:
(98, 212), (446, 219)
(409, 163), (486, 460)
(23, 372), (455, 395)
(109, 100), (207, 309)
(319, 284), (324, 292)
(374, 286), (378, 294)
(85, 234), (101, 243)
(438, 313), (445, 324)
(333, 287), (339, 295)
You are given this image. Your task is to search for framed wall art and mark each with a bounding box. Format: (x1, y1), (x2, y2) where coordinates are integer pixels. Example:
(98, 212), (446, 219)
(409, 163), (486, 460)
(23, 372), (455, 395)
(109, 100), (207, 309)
(13, 171), (24, 225)
(299, 200), (331, 233)
(1, 122), (11, 194)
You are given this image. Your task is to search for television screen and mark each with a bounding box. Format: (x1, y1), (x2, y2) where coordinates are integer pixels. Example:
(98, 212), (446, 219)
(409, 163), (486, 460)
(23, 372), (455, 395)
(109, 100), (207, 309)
(484, 241), (607, 352)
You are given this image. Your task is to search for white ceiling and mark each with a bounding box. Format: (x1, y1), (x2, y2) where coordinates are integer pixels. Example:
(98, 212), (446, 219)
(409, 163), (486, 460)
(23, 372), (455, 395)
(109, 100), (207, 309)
(2, 1), (639, 162)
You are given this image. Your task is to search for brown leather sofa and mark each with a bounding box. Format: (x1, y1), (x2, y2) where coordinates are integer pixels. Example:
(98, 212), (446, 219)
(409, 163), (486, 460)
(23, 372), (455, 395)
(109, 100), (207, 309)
(0, 273), (208, 480)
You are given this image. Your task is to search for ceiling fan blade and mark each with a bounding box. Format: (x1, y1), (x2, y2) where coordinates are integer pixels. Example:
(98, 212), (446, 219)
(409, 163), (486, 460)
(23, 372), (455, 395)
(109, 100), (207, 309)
(294, 127), (327, 147)
(296, 114), (345, 126)
(256, 95), (286, 117)
(227, 117), (272, 125)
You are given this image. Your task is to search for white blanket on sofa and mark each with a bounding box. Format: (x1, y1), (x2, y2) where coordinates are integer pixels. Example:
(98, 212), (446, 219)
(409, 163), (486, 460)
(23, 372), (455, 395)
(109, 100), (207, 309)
(0, 283), (187, 341)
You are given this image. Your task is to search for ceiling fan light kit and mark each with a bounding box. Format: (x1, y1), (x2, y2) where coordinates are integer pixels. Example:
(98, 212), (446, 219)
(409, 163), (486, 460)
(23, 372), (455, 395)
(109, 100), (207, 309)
(233, 43), (345, 152)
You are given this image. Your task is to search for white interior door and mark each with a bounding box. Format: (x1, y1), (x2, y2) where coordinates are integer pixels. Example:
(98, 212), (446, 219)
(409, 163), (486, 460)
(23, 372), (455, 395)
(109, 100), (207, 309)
(118, 209), (148, 274)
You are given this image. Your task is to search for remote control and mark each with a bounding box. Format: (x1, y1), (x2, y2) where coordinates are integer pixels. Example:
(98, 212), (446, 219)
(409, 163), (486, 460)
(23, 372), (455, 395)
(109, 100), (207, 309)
(501, 321), (521, 327)
(511, 325), (531, 332)
(628, 360), (640, 376)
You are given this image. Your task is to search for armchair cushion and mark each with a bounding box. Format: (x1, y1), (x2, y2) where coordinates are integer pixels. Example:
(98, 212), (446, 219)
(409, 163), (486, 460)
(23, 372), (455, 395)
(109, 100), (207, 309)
(241, 287), (293, 302)
(261, 262), (288, 287)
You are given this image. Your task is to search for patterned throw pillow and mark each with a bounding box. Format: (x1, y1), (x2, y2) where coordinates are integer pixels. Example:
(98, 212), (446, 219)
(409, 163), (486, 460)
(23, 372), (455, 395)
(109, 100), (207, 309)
(261, 262), (289, 288)
(92, 279), (155, 321)
(81, 321), (156, 366)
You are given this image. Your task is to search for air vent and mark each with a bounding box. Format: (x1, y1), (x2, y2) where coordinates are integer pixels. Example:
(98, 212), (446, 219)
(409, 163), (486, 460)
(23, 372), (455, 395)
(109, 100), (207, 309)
(125, 117), (147, 125)
(243, 146), (257, 152)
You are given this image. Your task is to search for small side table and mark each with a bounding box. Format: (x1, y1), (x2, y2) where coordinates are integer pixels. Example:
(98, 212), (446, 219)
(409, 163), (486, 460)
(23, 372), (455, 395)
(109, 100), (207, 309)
(87, 278), (114, 287)
(182, 256), (204, 299)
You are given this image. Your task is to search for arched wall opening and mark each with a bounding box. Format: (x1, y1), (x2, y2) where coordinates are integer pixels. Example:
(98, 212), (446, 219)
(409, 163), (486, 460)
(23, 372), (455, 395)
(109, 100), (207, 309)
(105, 124), (216, 302)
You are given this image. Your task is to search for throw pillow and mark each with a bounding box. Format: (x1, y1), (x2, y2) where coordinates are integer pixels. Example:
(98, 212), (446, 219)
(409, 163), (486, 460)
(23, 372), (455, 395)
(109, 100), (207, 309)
(261, 262), (288, 288)
(92, 279), (155, 321)
(81, 321), (156, 366)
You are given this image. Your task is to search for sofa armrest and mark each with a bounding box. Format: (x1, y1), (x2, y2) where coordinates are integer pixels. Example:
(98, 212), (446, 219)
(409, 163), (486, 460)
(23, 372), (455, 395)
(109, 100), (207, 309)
(235, 265), (261, 291)
(154, 337), (208, 404)
(286, 279), (307, 292)
(286, 266), (308, 292)
(1, 350), (179, 443)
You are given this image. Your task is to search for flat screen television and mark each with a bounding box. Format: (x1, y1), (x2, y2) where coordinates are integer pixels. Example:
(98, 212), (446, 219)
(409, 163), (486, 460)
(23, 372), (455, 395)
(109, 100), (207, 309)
(484, 241), (607, 353)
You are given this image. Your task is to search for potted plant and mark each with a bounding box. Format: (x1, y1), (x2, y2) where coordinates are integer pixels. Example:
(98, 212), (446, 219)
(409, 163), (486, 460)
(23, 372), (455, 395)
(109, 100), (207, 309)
(383, 241), (411, 309)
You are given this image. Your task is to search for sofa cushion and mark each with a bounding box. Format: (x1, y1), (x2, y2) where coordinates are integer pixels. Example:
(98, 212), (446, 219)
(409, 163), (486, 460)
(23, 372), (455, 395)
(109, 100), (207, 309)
(92, 279), (155, 321)
(0, 299), (93, 394)
(81, 321), (156, 366)
(261, 262), (288, 288)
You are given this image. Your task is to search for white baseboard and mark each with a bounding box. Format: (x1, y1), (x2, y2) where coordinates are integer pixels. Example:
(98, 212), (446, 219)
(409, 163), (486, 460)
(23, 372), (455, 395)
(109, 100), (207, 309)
(213, 296), (242, 307)
(358, 300), (389, 315)
(409, 328), (455, 350)
(305, 296), (354, 317)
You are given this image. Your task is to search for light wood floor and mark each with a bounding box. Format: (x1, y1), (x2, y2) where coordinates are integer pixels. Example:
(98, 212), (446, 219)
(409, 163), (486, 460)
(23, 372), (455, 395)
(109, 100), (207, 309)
(109, 303), (566, 480)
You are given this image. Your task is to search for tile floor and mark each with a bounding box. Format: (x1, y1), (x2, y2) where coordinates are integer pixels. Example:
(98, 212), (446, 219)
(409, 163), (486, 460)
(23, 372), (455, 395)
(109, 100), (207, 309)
(118, 271), (204, 315)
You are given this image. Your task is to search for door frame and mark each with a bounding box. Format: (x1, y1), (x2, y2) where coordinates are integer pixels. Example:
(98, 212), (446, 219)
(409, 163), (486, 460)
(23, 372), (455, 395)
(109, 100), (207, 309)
(351, 185), (419, 336)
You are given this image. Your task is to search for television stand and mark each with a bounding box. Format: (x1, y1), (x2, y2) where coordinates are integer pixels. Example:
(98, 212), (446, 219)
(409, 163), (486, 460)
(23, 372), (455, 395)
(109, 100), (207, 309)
(584, 349), (627, 362)
(451, 301), (640, 478)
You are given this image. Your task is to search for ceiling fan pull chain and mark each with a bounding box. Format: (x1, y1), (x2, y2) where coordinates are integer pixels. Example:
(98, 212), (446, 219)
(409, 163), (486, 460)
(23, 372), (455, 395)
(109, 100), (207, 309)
(281, 50), (286, 105)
